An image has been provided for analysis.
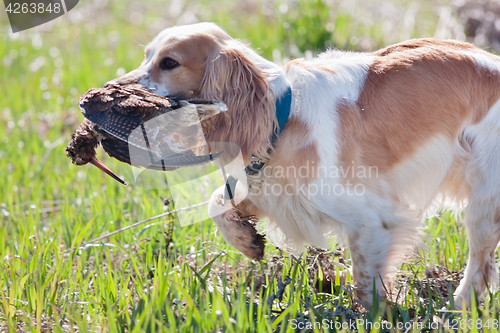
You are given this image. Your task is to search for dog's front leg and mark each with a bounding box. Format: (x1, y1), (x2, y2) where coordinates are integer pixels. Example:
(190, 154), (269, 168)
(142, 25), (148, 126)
(347, 217), (416, 307)
(348, 226), (390, 306)
(208, 184), (266, 260)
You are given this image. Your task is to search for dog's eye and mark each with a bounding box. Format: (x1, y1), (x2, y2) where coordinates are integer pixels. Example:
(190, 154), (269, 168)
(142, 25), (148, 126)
(159, 58), (180, 70)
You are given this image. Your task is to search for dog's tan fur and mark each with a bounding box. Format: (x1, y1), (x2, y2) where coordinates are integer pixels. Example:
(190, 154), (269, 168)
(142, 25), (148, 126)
(110, 23), (500, 308)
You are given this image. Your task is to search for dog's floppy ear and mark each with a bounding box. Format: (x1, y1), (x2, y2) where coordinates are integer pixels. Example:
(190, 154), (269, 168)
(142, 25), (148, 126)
(200, 41), (276, 162)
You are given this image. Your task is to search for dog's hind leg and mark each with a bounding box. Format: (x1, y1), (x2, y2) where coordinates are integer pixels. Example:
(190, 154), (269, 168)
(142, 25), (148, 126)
(453, 198), (500, 308)
(453, 129), (500, 308)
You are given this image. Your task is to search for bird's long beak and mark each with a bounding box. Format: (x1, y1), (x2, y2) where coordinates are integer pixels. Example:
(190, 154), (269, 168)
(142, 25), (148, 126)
(90, 157), (127, 186)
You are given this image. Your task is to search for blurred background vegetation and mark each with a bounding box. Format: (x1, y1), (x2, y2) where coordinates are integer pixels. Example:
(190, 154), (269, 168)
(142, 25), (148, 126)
(2, 0), (500, 331)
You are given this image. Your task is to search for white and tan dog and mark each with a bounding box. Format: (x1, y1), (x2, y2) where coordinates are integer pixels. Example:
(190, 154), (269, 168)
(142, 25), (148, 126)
(107, 22), (500, 307)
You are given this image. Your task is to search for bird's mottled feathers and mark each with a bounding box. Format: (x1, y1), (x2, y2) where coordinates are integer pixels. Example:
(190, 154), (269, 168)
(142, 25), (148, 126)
(79, 83), (177, 121)
(67, 84), (226, 170)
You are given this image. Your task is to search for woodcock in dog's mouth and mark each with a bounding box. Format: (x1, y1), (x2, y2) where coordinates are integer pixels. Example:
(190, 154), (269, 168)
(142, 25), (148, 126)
(66, 84), (227, 184)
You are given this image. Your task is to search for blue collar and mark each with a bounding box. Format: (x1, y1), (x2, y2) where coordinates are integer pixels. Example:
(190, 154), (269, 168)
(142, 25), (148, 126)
(271, 85), (292, 145)
(225, 86), (292, 200)
(245, 85), (292, 175)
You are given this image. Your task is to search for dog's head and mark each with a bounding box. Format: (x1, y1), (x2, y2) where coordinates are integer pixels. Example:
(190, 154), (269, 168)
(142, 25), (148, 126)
(107, 22), (277, 162)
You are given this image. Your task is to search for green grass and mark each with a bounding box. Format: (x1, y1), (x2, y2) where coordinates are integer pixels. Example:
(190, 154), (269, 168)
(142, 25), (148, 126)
(0, 0), (499, 331)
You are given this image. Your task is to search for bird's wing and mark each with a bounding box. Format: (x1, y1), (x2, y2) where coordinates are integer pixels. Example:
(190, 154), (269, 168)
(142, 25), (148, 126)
(101, 137), (223, 170)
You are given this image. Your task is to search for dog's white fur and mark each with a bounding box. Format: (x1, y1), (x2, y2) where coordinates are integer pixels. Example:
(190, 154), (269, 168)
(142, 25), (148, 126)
(109, 22), (500, 308)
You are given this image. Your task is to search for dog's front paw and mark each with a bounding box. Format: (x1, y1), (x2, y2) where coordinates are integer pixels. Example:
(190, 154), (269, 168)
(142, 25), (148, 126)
(217, 207), (266, 260)
(209, 191), (266, 260)
(231, 215), (266, 260)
